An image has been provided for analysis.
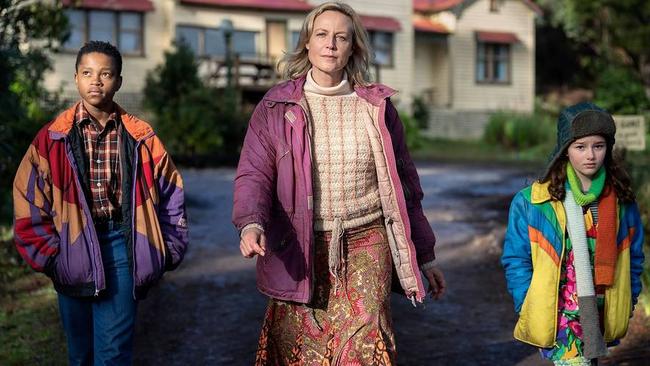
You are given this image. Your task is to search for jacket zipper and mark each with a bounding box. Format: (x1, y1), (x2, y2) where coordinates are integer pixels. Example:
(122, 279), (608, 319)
(554, 212), (566, 347)
(63, 136), (104, 296)
(384, 217), (402, 267)
(130, 140), (142, 298)
(296, 99), (315, 302)
(375, 99), (425, 301)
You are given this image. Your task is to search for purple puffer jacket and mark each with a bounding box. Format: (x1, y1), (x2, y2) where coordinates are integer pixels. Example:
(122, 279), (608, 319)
(232, 76), (436, 303)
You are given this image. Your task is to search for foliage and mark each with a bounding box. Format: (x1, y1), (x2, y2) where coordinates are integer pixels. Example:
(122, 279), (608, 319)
(0, 1), (69, 224)
(411, 96), (430, 130)
(143, 43), (247, 165)
(594, 65), (650, 114)
(483, 111), (555, 150)
(0, 3), (69, 361)
(398, 111), (423, 151)
(536, 0), (650, 89)
(535, 17), (592, 90)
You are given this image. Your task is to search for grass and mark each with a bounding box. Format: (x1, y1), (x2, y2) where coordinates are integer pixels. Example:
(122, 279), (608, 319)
(412, 136), (551, 169)
(0, 237), (67, 365)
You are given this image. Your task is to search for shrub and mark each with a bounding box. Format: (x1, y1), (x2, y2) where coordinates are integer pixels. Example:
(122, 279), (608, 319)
(412, 96), (430, 130)
(594, 66), (650, 114)
(398, 111), (422, 150)
(0, 2), (68, 225)
(143, 43), (247, 165)
(484, 111), (554, 150)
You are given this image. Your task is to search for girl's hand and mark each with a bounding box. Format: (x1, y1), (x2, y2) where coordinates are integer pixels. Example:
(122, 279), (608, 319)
(422, 265), (446, 300)
(240, 227), (266, 258)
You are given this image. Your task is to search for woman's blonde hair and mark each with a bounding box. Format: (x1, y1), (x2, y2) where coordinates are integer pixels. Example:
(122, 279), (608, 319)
(277, 1), (372, 87)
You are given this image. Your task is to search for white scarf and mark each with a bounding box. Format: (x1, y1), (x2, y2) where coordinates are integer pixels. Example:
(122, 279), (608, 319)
(564, 190), (608, 359)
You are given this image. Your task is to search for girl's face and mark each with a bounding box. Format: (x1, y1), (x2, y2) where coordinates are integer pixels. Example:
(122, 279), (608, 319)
(567, 135), (607, 182)
(306, 10), (353, 86)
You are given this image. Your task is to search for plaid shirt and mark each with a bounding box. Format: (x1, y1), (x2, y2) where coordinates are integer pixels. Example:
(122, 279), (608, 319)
(74, 102), (122, 221)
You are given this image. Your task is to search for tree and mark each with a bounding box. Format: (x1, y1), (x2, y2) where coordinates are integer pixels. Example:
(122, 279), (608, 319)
(0, 0), (69, 223)
(143, 42), (247, 165)
(538, 0), (650, 93)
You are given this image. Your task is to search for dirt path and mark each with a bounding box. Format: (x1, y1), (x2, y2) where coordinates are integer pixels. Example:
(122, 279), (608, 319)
(133, 164), (649, 365)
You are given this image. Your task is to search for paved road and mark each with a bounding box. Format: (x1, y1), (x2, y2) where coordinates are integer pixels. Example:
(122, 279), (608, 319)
(133, 163), (649, 365)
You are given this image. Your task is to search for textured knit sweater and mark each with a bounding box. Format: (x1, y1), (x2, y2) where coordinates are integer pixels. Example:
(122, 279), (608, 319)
(305, 70), (382, 231)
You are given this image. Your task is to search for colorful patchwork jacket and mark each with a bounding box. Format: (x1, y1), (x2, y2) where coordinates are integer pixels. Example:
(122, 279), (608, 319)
(501, 181), (645, 347)
(13, 102), (188, 299)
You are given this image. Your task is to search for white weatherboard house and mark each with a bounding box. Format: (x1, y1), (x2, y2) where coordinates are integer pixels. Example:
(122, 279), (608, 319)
(413, 0), (541, 138)
(45, 0), (540, 139)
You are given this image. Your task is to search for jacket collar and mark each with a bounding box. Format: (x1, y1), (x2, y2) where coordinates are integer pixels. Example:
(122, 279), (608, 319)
(49, 101), (153, 141)
(531, 181), (553, 204)
(263, 75), (397, 106)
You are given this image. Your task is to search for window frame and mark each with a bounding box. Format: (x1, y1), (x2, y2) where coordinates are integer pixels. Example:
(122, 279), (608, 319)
(489, 0), (500, 12)
(369, 31), (394, 68)
(175, 24), (259, 59)
(62, 9), (145, 56)
(290, 30), (301, 52)
(475, 41), (511, 85)
(118, 12), (145, 55)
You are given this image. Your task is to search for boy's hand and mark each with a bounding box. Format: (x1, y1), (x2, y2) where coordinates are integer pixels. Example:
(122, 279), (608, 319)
(240, 227), (266, 258)
(423, 266), (446, 300)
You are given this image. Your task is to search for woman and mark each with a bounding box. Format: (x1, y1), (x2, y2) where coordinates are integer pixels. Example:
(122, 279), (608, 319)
(501, 102), (645, 365)
(232, 2), (446, 364)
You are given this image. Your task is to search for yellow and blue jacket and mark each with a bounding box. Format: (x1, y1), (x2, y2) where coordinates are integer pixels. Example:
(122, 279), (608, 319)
(501, 181), (645, 347)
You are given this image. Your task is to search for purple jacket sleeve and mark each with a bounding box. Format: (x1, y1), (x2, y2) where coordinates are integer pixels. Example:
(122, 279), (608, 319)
(232, 102), (276, 231)
(385, 100), (436, 265)
(153, 139), (189, 271)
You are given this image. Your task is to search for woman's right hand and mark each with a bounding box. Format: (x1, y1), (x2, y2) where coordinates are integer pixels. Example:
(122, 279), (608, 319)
(240, 227), (267, 258)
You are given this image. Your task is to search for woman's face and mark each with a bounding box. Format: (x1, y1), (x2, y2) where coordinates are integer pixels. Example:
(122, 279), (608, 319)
(567, 135), (607, 182)
(306, 10), (353, 86)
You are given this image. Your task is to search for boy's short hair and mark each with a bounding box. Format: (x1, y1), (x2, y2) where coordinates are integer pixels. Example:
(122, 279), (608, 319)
(75, 41), (122, 75)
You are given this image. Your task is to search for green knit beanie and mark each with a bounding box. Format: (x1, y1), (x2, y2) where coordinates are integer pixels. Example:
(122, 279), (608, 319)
(542, 102), (616, 181)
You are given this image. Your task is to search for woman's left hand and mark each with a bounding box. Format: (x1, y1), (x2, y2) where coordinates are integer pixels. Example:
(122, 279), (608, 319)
(422, 266), (446, 300)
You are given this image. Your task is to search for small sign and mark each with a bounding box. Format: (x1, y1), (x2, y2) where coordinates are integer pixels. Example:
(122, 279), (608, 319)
(613, 115), (646, 151)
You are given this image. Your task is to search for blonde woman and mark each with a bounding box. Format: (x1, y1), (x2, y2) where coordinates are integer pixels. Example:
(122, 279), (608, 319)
(232, 2), (446, 364)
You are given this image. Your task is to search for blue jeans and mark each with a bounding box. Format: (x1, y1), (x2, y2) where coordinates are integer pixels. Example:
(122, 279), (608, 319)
(57, 224), (137, 366)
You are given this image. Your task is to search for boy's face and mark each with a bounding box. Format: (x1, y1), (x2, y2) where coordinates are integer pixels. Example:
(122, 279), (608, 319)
(74, 52), (122, 111)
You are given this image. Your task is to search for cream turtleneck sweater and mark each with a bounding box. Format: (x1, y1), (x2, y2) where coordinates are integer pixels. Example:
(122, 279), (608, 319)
(239, 71), (383, 236)
(305, 70), (382, 231)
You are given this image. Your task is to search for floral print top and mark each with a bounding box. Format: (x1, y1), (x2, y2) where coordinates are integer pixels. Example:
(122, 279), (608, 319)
(540, 208), (604, 361)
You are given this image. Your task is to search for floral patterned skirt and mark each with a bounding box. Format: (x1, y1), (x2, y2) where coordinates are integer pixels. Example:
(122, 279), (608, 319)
(255, 220), (395, 366)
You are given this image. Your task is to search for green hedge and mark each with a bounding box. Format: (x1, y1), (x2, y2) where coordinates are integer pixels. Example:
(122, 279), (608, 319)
(483, 111), (555, 150)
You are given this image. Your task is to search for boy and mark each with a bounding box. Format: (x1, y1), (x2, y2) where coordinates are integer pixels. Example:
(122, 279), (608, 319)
(13, 41), (188, 365)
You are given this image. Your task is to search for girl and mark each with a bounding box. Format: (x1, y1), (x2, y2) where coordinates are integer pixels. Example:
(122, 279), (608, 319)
(501, 102), (645, 366)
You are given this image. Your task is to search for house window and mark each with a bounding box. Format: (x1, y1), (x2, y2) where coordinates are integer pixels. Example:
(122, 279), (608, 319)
(204, 28), (225, 56)
(290, 31), (301, 51)
(489, 0), (499, 12)
(119, 13), (143, 54)
(369, 31), (393, 67)
(176, 26), (201, 53)
(65, 10), (86, 49)
(232, 31), (257, 57)
(476, 42), (510, 83)
(176, 26), (257, 58)
(63, 9), (144, 55)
